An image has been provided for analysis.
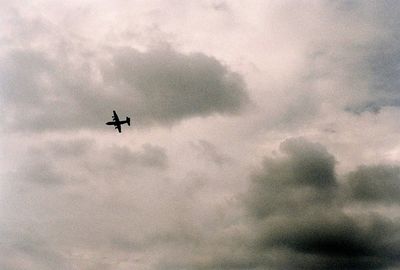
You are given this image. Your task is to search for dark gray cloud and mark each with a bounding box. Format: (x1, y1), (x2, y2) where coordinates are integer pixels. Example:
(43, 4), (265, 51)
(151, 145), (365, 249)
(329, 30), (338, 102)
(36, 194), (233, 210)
(347, 165), (400, 204)
(254, 213), (399, 270)
(141, 138), (400, 270)
(247, 138), (337, 219)
(243, 138), (400, 270)
(103, 47), (249, 126)
(0, 45), (249, 132)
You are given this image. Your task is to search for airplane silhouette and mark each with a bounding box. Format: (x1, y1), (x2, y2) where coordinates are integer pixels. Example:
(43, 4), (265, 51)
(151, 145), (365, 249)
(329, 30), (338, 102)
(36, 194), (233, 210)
(106, 110), (130, 133)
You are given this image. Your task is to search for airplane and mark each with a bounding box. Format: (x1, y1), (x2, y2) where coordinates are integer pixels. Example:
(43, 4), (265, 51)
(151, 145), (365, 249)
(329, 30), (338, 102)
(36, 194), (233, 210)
(106, 110), (131, 133)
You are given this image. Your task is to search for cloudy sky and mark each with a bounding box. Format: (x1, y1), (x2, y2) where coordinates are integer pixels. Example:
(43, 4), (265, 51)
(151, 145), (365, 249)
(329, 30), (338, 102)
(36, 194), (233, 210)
(1, 1), (400, 269)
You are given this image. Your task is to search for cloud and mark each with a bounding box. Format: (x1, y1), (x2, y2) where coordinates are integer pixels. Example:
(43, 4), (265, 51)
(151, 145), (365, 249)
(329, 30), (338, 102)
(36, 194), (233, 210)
(191, 140), (232, 166)
(0, 137), (171, 269)
(109, 143), (168, 169)
(246, 138), (338, 219)
(10, 138), (168, 188)
(300, 1), (400, 115)
(3, 133), (400, 270)
(2, 1), (400, 270)
(45, 138), (95, 158)
(103, 47), (250, 126)
(243, 138), (400, 270)
(17, 160), (64, 185)
(0, 235), (69, 270)
(131, 138), (400, 270)
(253, 212), (399, 270)
(347, 165), (400, 204)
(1, 45), (249, 132)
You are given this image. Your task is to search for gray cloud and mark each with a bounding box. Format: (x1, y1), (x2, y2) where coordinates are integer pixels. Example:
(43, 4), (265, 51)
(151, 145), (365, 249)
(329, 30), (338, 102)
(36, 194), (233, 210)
(191, 140), (232, 166)
(347, 165), (400, 204)
(11, 138), (168, 187)
(243, 138), (400, 270)
(3, 134), (400, 270)
(0, 235), (69, 270)
(45, 139), (95, 158)
(18, 160), (64, 185)
(0, 138), (171, 269)
(1, 45), (249, 132)
(254, 213), (399, 270)
(2, 1), (400, 270)
(103, 47), (249, 126)
(303, 1), (400, 115)
(141, 138), (400, 270)
(247, 138), (338, 219)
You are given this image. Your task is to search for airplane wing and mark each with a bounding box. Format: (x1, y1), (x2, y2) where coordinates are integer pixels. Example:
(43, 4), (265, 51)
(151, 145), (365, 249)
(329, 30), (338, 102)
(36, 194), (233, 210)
(115, 122), (122, 133)
(113, 110), (120, 122)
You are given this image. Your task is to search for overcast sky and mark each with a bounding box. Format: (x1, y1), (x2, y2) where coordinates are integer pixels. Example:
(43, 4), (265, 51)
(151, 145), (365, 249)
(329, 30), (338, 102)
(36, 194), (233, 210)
(1, 1), (400, 269)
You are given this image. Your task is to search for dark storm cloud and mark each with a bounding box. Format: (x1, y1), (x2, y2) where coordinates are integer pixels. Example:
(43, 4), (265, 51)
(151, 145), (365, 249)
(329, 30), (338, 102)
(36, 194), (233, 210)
(278, 138), (337, 187)
(243, 138), (400, 270)
(347, 165), (400, 204)
(246, 138), (337, 218)
(148, 138), (400, 270)
(141, 138), (400, 270)
(0, 45), (249, 132)
(254, 213), (400, 270)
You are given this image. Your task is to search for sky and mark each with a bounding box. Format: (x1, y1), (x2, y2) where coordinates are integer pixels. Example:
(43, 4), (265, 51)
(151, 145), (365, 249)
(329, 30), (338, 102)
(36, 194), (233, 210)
(1, 1), (400, 269)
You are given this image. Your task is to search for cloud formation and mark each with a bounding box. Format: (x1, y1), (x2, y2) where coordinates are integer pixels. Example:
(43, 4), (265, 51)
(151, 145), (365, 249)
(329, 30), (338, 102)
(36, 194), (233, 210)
(3, 137), (400, 269)
(2, 1), (400, 270)
(1, 46), (249, 132)
(244, 138), (400, 270)
(191, 139), (232, 166)
(140, 138), (400, 270)
(301, 1), (400, 115)
(347, 165), (400, 204)
(103, 47), (249, 125)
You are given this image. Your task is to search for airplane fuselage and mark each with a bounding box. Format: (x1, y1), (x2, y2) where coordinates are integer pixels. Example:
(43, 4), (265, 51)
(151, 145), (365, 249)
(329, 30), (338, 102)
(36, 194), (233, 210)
(106, 110), (131, 133)
(106, 120), (125, 125)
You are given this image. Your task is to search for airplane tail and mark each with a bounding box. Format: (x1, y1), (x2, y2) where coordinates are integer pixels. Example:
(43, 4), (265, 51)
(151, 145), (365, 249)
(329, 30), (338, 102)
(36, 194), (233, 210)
(126, 117), (131, 126)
